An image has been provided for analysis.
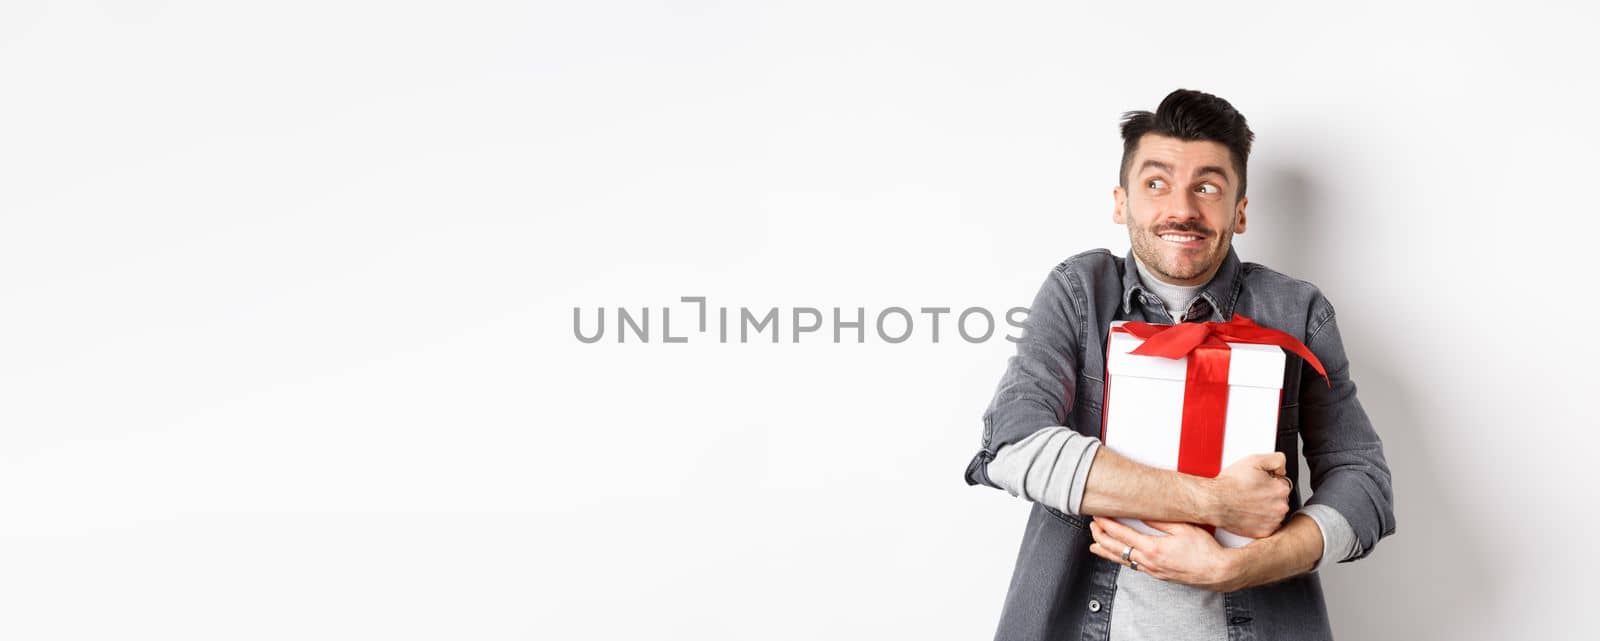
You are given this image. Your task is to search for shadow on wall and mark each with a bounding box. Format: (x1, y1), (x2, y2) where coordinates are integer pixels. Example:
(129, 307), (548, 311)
(1250, 165), (1495, 641)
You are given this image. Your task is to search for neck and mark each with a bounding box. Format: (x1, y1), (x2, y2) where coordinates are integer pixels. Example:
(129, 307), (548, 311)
(1132, 254), (1206, 320)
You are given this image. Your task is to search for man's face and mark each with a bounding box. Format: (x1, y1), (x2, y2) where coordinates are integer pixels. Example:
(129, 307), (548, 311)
(1113, 134), (1248, 287)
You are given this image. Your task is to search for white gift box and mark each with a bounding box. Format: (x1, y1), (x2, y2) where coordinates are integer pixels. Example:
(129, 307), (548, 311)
(1101, 320), (1287, 548)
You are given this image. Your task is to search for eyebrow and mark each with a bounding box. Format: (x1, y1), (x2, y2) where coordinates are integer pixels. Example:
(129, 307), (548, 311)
(1137, 160), (1232, 183)
(1195, 165), (1231, 183)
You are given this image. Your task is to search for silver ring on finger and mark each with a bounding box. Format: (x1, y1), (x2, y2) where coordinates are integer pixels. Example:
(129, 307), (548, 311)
(1121, 545), (1133, 563)
(1130, 558), (1141, 572)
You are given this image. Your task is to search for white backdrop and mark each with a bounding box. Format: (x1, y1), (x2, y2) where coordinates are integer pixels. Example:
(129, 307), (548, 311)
(3, 1), (1597, 639)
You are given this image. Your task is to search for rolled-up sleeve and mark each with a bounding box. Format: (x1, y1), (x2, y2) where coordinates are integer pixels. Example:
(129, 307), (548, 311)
(987, 427), (1102, 514)
(964, 266), (1086, 490)
(1299, 296), (1397, 561)
(1297, 503), (1362, 571)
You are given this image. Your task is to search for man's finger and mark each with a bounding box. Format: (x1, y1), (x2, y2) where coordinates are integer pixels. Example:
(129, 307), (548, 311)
(1089, 518), (1125, 549)
(1091, 541), (1159, 578)
(1093, 516), (1159, 550)
(1255, 452), (1287, 476)
(1088, 543), (1122, 565)
(1089, 542), (1141, 570)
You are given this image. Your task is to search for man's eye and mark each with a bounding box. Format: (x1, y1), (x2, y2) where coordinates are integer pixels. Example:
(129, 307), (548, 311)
(1147, 179), (1167, 189)
(1196, 183), (1219, 194)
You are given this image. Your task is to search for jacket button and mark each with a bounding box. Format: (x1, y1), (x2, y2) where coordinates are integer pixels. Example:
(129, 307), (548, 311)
(1088, 599), (1102, 613)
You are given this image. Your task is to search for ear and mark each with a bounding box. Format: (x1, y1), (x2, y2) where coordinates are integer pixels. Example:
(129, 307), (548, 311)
(1233, 196), (1248, 234)
(1113, 185), (1128, 224)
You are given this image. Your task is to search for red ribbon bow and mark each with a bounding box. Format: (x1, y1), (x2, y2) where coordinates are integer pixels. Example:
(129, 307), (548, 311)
(1108, 314), (1329, 480)
(1117, 313), (1329, 385)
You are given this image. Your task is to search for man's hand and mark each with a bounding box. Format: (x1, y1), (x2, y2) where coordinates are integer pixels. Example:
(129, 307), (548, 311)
(1089, 516), (1245, 592)
(1205, 453), (1292, 538)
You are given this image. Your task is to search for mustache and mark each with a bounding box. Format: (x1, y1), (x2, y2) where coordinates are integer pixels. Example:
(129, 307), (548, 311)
(1152, 222), (1212, 236)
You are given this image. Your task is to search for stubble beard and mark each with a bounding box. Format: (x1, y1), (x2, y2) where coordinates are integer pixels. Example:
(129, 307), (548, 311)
(1129, 220), (1234, 286)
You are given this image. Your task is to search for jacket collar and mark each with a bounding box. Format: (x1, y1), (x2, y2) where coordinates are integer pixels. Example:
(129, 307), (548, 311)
(1120, 245), (1244, 321)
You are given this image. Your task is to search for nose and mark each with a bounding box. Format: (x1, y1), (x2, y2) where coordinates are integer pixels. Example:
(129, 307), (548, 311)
(1163, 190), (1204, 226)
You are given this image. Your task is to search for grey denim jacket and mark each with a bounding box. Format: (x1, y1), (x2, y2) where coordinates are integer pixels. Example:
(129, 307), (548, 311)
(964, 247), (1396, 641)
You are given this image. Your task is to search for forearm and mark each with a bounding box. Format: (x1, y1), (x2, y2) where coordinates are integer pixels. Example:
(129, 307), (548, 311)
(1077, 446), (1214, 524)
(1224, 513), (1324, 591)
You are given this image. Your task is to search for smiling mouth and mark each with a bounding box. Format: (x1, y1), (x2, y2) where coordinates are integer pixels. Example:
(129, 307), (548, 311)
(1158, 233), (1205, 245)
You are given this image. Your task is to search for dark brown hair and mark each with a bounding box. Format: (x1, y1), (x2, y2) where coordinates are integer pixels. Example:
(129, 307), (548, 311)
(1119, 89), (1255, 198)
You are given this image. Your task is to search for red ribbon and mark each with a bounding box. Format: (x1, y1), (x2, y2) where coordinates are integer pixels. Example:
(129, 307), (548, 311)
(1117, 314), (1329, 384)
(1112, 314), (1328, 478)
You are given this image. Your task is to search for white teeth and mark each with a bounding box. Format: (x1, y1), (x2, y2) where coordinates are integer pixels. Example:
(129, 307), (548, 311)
(1159, 234), (1200, 242)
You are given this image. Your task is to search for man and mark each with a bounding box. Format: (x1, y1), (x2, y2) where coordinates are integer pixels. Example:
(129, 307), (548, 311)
(963, 89), (1395, 640)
